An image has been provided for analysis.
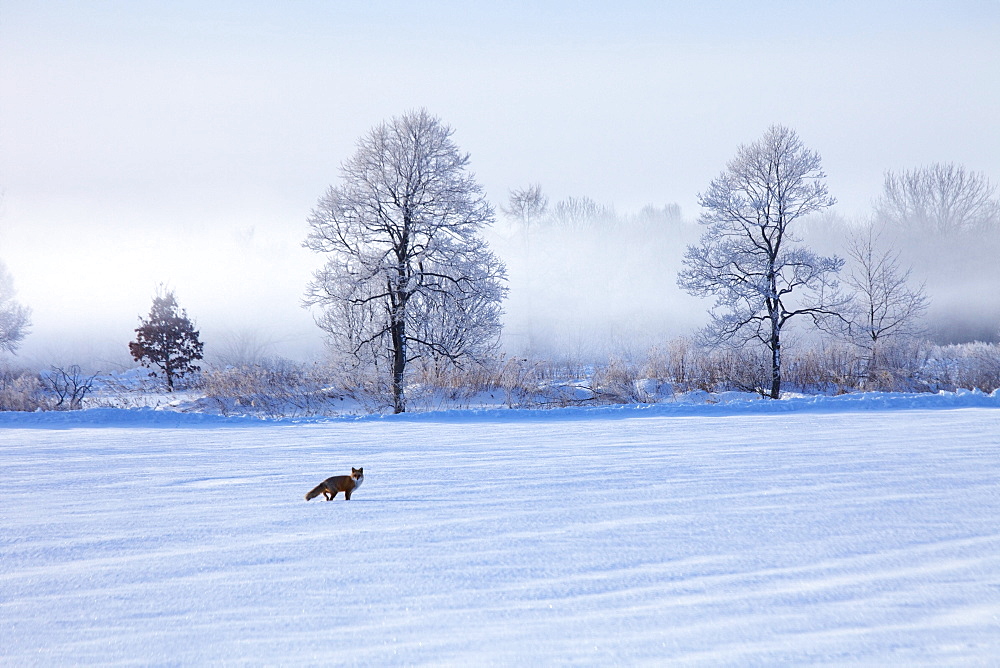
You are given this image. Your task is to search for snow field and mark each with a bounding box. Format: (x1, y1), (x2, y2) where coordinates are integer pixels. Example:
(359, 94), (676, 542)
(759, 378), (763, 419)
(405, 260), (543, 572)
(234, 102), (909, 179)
(2, 407), (999, 664)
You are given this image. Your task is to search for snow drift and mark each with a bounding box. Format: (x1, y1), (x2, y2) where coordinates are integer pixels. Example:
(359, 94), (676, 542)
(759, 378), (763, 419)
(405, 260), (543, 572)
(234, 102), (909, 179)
(2, 395), (999, 664)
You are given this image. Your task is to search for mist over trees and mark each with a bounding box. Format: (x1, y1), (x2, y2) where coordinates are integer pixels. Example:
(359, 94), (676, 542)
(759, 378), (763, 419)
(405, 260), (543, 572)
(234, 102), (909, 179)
(497, 159), (999, 375)
(797, 164), (1000, 345)
(875, 163), (999, 236)
(870, 163), (1000, 343)
(304, 109), (507, 413)
(495, 185), (699, 360)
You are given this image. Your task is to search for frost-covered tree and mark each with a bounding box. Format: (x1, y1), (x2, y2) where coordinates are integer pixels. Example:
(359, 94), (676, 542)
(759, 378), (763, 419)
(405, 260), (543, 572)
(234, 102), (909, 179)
(129, 290), (204, 392)
(875, 163), (1000, 236)
(500, 185), (549, 353)
(844, 224), (929, 386)
(501, 184), (548, 234)
(304, 109), (507, 413)
(0, 260), (31, 354)
(678, 125), (846, 399)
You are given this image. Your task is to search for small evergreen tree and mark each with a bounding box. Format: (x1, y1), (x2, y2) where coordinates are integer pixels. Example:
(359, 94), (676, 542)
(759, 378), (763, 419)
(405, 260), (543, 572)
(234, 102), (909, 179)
(129, 290), (204, 391)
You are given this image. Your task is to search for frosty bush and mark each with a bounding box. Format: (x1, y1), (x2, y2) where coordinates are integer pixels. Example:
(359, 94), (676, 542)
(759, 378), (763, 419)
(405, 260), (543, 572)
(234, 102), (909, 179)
(87, 369), (182, 410)
(781, 343), (860, 395)
(40, 365), (99, 410)
(405, 361), (498, 411)
(590, 357), (652, 404)
(198, 360), (341, 418)
(495, 357), (545, 407)
(922, 343), (1000, 393)
(647, 339), (696, 391)
(13, 339), (997, 418)
(0, 368), (49, 411)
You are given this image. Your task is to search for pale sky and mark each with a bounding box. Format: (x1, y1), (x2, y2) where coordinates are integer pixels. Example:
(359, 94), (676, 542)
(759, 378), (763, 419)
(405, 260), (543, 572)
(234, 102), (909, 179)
(2, 1), (999, 365)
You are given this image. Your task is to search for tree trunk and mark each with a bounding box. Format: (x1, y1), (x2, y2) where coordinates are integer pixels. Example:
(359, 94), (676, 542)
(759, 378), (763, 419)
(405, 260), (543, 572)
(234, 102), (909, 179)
(864, 338), (879, 390)
(165, 356), (175, 392)
(390, 315), (406, 414)
(767, 273), (782, 399)
(769, 316), (781, 400)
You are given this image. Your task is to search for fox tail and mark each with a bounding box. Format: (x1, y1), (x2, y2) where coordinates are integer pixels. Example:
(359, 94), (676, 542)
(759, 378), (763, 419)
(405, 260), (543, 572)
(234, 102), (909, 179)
(305, 483), (326, 501)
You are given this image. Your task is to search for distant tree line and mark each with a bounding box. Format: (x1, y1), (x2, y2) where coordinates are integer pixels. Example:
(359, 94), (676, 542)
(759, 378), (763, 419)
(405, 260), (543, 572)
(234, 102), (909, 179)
(497, 129), (998, 400)
(2, 111), (999, 412)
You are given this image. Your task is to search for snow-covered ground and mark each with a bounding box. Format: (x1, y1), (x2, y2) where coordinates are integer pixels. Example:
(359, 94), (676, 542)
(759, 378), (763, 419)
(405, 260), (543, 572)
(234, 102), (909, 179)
(2, 394), (999, 664)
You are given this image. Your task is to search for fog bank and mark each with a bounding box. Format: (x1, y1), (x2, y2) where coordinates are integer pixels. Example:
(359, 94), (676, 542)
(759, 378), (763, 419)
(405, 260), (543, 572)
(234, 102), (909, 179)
(490, 202), (705, 362)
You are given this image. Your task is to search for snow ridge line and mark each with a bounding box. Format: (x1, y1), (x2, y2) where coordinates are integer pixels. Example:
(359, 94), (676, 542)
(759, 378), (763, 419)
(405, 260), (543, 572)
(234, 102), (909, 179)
(0, 389), (997, 429)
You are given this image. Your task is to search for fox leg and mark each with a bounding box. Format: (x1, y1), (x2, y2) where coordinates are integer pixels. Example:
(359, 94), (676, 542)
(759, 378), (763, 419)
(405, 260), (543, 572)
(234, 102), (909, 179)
(345, 490), (352, 500)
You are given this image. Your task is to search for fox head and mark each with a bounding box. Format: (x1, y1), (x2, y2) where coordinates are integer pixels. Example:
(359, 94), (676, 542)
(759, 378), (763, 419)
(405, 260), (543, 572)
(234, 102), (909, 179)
(352, 467), (363, 479)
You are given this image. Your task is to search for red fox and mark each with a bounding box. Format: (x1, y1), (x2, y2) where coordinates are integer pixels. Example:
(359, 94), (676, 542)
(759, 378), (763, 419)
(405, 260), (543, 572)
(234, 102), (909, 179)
(305, 467), (364, 501)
